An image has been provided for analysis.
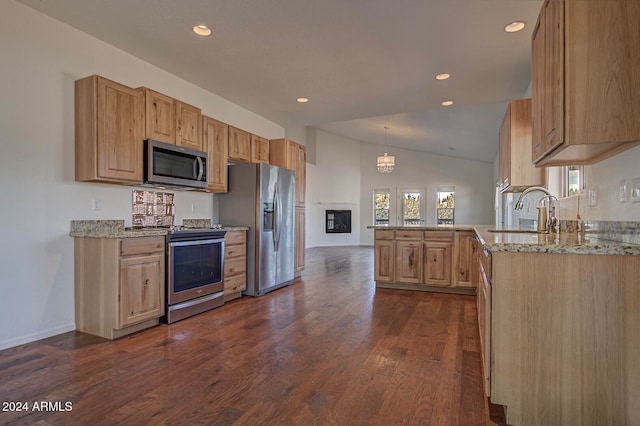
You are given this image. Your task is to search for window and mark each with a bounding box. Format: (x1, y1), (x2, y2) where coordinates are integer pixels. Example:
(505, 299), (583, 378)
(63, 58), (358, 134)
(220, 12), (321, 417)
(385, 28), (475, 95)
(373, 189), (391, 226)
(567, 165), (585, 196)
(399, 189), (425, 226)
(437, 188), (455, 225)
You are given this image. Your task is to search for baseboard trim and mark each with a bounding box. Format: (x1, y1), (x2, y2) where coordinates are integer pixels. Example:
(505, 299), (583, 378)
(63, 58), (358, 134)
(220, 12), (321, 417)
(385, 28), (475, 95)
(0, 323), (76, 351)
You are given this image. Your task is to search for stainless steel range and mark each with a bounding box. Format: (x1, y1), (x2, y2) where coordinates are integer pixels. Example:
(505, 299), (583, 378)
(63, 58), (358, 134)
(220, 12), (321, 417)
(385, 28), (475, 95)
(161, 227), (226, 324)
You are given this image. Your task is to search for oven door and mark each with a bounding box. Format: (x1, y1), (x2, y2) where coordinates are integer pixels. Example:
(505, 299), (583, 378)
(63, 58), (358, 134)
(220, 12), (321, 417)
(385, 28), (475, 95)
(167, 238), (224, 305)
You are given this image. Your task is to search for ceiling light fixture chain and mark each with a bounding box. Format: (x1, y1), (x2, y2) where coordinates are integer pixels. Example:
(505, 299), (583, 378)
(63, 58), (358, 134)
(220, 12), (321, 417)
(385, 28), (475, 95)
(377, 125), (395, 173)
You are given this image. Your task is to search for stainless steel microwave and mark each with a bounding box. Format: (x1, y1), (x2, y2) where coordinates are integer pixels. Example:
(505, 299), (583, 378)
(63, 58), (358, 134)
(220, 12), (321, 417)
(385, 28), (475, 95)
(144, 139), (207, 189)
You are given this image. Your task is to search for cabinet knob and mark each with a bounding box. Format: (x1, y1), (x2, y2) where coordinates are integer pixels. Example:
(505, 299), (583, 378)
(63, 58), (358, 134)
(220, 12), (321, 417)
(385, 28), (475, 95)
(145, 279), (149, 286)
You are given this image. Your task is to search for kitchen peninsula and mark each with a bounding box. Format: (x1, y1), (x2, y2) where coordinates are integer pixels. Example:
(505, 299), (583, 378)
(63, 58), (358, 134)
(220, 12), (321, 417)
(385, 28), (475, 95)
(369, 223), (640, 425)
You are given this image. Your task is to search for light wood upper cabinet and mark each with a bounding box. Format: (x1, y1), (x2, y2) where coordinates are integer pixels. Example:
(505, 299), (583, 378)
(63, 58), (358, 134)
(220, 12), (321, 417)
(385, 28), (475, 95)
(251, 135), (270, 163)
(202, 116), (229, 193)
(176, 101), (202, 151)
(75, 75), (144, 184)
(269, 138), (306, 207)
(531, 0), (640, 166)
(143, 88), (202, 150)
(228, 126), (251, 163)
(143, 88), (176, 144)
(499, 99), (545, 193)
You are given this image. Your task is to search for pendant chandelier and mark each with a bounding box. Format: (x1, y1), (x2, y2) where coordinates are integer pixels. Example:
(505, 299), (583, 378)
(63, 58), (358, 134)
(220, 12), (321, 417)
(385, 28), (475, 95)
(377, 126), (395, 173)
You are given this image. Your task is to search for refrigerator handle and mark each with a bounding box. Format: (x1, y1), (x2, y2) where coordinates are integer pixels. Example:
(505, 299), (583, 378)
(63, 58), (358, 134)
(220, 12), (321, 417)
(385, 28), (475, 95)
(273, 183), (280, 251)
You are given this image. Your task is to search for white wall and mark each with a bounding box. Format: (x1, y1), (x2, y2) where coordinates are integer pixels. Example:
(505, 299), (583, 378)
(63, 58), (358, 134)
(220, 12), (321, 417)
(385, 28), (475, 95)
(557, 145), (640, 221)
(306, 130), (495, 248)
(359, 144), (495, 246)
(0, 1), (284, 350)
(306, 130), (361, 247)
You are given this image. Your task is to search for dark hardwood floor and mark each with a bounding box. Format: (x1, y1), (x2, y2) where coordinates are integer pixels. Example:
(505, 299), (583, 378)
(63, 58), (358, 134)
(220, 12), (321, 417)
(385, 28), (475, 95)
(0, 246), (495, 425)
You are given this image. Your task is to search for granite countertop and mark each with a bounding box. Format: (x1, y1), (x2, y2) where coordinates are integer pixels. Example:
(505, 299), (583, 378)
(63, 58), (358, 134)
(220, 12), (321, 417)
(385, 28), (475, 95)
(70, 220), (249, 238)
(369, 223), (640, 256)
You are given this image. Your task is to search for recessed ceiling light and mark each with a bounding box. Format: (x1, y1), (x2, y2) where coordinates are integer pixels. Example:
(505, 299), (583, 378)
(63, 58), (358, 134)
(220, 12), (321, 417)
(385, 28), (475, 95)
(441, 100), (453, 107)
(297, 97), (309, 103)
(193, 25), (212, 36)
(435, 73), (450, 81)
(504, 21), (526, 33)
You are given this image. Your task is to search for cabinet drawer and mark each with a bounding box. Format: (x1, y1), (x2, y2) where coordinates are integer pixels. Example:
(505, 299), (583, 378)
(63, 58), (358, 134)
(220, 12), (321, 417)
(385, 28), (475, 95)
(395, 230), (423, 240)
(375, 230), (394, 240)
(120, 237), (164, 256)
(224, 273), (246, 293)
(224, 257), (246, 276)
(225, 244), (246, 259)
(423, 230), (454, 241)
(225, 231), (246, 245)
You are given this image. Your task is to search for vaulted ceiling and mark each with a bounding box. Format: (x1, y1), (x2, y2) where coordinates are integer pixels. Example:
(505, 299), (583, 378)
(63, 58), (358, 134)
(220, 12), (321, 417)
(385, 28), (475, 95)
(17, 0), (543, 162)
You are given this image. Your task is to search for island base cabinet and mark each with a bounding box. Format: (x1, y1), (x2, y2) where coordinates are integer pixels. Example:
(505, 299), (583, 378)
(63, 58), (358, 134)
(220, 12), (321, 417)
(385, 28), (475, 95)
(491, 251), (640, 426)
(422, 242), (452, 286)
(74, 237), (165, 340)
(374, 240), (394, 282)
(373, 229), (474, 294)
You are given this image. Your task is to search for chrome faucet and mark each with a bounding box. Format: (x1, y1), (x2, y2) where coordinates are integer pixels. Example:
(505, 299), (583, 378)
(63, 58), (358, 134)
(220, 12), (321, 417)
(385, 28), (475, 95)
(514, 186), (560, 233)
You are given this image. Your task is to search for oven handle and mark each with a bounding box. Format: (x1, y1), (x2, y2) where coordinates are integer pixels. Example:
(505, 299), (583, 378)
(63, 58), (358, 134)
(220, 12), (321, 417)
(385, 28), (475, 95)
(168, 238), (224, 247)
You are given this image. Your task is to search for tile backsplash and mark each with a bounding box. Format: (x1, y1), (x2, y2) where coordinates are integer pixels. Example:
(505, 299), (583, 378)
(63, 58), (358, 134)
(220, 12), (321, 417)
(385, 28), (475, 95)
(132, 190), (175, 227)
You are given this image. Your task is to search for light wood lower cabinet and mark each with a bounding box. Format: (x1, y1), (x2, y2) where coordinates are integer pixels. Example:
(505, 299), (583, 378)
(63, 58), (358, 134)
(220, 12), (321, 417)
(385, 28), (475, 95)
(423, 241), (452, 286)
(453, 231), (476, 288)
(395, 240), (422, 284)
(74, 236), (165, 339)
(474, 237), (491, 398)
(373, 229), (474, 293)
(490, 251), (640, 426)
(223, 230), (247, 302)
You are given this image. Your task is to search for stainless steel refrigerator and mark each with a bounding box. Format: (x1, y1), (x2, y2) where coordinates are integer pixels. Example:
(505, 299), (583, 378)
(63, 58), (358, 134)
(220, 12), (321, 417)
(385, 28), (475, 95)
(218, 162), (295, 296)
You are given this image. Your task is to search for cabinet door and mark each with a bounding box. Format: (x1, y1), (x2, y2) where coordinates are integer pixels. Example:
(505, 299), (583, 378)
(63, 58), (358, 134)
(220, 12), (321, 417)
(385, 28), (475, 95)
(144, 88), (176, 144)
(176, 101), (202, 151)
(295, 207), (305, 273)
(395, 241), (422, 284)
(228, 126), (251, 162)
(531, 16), (545, 161)
(76, 76), (144, 183)
(294, 144), (306, 206)
(543, 0), (564, 153)
(203, 116), (228, 193)
(532, 0), (564, 163)
(119, 253), (164, 328)
(374, 240), (394, 282)
(251, 135), (270, 163)
(422, 241), (452, 286)
(454, 232), (475, 288)
(499, 105), (511, 189)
